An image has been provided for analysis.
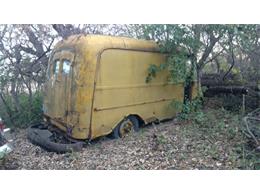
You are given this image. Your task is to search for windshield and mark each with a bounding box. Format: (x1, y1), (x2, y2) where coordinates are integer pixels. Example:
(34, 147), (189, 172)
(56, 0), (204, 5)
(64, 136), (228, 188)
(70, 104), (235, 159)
(47, 50), (75, 78)
(62, 59), (71, 75)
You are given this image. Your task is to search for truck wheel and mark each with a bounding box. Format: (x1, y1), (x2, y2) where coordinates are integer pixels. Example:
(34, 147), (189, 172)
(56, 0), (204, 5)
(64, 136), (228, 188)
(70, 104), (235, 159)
(111, 116), (139, 138)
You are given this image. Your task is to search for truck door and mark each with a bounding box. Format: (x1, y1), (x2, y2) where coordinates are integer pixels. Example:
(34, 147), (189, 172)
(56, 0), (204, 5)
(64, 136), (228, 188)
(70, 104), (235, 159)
(47, 50), (75, 127)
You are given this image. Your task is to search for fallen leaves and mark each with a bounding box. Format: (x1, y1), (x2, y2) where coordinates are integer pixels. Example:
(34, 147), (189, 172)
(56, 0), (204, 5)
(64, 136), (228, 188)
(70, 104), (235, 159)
(1, 108), (258, 170)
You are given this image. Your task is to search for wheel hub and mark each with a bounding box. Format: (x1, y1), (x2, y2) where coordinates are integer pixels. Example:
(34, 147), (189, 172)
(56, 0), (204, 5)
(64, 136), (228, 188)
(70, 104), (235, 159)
(119, 119), (134, 137)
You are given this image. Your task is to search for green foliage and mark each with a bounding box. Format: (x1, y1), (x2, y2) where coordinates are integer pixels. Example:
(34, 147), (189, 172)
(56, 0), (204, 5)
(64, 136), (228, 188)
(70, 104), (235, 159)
(143, 25), (215, 97)
(176, 107), (260, 169)
(0, 92), (43, 128)
(167, 54), (189, 83)
(171, 98), (203, 120)
(142, 24), (260, 98)
(146, 64), (166, 83)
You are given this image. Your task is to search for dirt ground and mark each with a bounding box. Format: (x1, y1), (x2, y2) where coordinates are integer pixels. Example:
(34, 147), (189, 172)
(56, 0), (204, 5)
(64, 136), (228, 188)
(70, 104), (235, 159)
(1, 106), (257, 170)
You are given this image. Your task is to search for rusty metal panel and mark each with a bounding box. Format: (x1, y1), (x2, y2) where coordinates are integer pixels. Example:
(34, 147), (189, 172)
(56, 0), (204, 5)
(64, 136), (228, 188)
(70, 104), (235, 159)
(91, 49), (184, 139)
(43, 35), (191, 140)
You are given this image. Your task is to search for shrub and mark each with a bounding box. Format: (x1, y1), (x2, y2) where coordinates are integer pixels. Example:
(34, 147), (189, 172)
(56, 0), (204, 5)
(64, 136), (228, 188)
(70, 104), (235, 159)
(0, 92), (43, 128)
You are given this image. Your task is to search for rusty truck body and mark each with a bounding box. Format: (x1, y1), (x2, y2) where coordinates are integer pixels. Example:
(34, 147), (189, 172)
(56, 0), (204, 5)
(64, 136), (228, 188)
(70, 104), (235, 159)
(42, 35), (196, 141)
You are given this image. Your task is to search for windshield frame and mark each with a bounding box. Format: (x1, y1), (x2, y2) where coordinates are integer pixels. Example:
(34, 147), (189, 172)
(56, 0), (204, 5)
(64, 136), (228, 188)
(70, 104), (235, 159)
(47, 48), (75, 79)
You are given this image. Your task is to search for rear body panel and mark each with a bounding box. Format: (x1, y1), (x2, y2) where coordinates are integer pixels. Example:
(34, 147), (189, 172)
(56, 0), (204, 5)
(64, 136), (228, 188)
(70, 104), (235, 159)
(43, 40), (95, 139)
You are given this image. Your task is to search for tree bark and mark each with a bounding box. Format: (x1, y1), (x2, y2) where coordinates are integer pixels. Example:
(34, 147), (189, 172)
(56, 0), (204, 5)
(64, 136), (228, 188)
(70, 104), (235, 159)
(196, 67), (203, 97)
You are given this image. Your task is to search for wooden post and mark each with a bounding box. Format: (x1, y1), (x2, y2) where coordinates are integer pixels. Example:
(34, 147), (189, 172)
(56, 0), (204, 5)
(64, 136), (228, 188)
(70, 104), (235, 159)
(242, 94), (245, 115)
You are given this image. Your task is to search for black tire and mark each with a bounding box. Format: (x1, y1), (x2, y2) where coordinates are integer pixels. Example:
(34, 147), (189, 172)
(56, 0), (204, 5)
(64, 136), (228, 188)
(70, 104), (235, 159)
(111, 115), (139, 139)
(27, 125), (84, 153)
(128, 115), (139, 132)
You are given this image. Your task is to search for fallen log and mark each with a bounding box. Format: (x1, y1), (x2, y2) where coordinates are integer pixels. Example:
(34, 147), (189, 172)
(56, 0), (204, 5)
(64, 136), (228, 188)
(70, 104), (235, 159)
(202, 80), (259, 91)
(204, 86), (249, 97)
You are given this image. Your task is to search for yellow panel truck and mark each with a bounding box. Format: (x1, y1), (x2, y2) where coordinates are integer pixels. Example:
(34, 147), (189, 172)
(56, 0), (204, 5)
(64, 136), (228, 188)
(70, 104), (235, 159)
(28, 35), (196, 152)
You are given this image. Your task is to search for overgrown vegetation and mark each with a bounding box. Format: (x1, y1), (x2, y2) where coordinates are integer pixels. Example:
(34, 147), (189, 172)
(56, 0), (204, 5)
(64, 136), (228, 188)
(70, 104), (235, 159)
(0, 24), (259, 169)
(158, 93), (260, 169)
(170, 98), (260, 169)
(0, 92), (42, 128)
(143, 25), (259, 99)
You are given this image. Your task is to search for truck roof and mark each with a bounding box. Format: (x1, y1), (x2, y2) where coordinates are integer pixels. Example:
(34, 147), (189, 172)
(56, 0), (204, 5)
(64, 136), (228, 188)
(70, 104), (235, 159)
(54, 34), (160, 53)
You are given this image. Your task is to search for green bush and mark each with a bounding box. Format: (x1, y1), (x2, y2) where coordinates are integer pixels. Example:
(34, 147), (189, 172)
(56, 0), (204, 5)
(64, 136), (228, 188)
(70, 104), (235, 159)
(171, 97), (203, 120)
(0, 92), (43, 128)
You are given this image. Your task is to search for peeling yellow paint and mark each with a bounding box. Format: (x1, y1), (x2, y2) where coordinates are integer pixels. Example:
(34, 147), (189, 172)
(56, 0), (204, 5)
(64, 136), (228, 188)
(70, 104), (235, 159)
(43, 35), (196, 140)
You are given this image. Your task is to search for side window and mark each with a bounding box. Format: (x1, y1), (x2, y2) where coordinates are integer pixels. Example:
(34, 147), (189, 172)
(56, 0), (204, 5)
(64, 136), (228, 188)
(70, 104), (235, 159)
(53, 60), (60, 75)
(62, 59), (71, 74)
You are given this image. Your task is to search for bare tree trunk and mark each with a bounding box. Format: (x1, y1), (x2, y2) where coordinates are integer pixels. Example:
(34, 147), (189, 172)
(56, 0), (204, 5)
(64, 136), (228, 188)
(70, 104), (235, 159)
(27, 81), (33, 113)
(10, 80), (20, 113)
(214, 58), (220, 74)
(196, 67), (203, 97)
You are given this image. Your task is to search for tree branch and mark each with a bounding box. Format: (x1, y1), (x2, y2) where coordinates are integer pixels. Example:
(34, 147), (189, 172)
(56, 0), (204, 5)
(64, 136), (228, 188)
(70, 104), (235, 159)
(204, 48), (224, 65)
